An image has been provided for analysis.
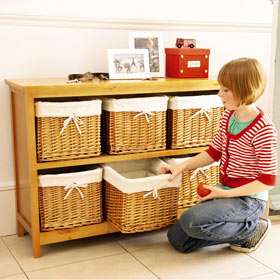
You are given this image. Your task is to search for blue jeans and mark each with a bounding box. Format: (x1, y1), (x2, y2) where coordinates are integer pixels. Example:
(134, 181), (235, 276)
(168, 197), (266, 253)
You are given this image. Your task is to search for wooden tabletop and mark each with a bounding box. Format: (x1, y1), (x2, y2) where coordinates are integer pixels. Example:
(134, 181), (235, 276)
(5, 77), (219, 98)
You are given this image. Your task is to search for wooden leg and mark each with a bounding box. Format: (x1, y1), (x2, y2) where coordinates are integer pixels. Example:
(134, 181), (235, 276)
(32, 237), (41, 258)
(261, 198), (270, 219)
(17, 221), (25, 237)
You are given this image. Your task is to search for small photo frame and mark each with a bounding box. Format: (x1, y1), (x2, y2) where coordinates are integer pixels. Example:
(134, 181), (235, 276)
(129, 32), (165, 77)
(108, 49), (150, 80)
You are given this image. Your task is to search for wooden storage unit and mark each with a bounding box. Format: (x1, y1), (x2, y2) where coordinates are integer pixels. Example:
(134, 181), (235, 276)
(5, 77), (219, 258)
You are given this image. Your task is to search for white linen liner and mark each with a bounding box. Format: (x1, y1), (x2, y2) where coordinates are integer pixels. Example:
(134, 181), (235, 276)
(38, 168), (103, 187)
(163, 156), (220, 168)
(102, 96), (168, 112)
(162, 156), (220, 180)
(168, 95), (224, 110)
(102, 158), (181, 194)
(35, 100), (102, 117)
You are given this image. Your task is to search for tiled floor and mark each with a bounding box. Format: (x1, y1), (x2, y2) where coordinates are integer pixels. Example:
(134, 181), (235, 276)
(1, 217), (280, 280)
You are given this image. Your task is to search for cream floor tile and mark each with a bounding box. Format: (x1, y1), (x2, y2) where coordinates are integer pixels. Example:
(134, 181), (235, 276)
(2, 233), (126, 273)
(246, 222), (280, 271)
(26, 252), (158, 279)
(132, 244), (273, 280)
(269, 216), (280, 224)
(244, 272), (280, 279)
(0, 238), (23, 278)
(113, 227), (169, 252)
(0, 274), (28, 279)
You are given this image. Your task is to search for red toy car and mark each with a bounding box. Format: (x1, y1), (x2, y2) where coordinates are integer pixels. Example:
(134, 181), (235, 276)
(176, 38), (196, 48)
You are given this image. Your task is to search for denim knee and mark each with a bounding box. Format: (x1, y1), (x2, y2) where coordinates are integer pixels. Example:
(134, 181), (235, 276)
(167, 220), (188, 252)
(179, 208), (201, 238)
(178, 198), (266, 242)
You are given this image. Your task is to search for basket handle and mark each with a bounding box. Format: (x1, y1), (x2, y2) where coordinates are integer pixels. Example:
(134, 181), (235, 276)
(190, 168), (209, 181)
(190, 107), (211, 121)
(134, 111), (155, 123)
(64, 182), (87, 200)
(143, 187), (161, 200)
(60, 113), (84, 135)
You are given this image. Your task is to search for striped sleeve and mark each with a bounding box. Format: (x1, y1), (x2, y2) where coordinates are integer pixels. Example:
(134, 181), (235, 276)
(253, 124), (278, 186)
(206, 110), (229, 161)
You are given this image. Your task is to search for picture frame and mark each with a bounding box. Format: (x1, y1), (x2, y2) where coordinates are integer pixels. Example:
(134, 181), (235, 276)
(108, 49), (150, 80)
(129, 32), (165, 78)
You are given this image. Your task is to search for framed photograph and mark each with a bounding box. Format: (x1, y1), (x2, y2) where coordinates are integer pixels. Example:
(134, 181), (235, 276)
(129, 32), (165, 77)
(108, 49), (150, 80)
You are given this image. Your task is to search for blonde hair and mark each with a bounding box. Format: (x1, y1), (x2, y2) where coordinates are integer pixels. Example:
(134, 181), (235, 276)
(217, 58), (266, 107)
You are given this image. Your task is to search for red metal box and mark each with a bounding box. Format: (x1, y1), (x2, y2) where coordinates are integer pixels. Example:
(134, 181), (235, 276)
(165, 48), (210, 78)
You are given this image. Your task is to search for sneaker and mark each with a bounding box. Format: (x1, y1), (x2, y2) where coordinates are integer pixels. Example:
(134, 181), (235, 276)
(230, 218), (271, 253)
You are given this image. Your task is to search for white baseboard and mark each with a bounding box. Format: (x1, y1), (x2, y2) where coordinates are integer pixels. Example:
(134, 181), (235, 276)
(0, 187), (16, 237)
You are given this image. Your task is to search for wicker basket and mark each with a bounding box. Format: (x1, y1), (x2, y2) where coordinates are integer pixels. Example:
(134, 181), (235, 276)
(38, 167), (103, 231)
(102, 96), (168, 154)
(102, 158), (181, 233)
(163, 156), (220, 209)
(167, 95), (224, 149)
(36, 100), (102, 162)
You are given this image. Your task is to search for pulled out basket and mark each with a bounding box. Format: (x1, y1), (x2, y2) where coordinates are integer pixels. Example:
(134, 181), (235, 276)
(167, 95), (224, 149)
(36, 100), (102, 162)
(102, 96), (168, 154)
(102, 158), (181, 233)
(163, 156), (220, 209)
(38, 167), (103, 231)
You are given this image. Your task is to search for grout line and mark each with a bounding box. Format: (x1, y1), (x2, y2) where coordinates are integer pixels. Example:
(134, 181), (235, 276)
(128, 252), (161, 280)
(17, 251), (130, 274)
(246, 253), (279, 274)
(113, 239), (129, 253)
(242, 271), (280, 279)
(0, 273), (29, 280)
(2, 235), (133, 275)
(114, 238), (161, 279)
(114, 239), (169, 253)
(1, 237), (30, 279)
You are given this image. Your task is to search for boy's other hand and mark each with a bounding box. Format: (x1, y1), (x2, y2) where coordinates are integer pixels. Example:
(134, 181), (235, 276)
(160, 164), (181, 182)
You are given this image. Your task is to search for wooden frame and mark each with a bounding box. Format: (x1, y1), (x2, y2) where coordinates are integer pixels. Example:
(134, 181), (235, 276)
(107, 48), (150, 79)
(5, 77), (219, 258)
(129, 32), (165, 77)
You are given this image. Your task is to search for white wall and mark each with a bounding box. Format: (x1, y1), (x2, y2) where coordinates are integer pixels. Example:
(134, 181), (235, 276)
(270, 0), (280, 210)
(0, 0), (274, 236)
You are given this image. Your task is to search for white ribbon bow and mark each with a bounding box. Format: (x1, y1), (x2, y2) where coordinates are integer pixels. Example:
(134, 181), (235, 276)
(190, 167), (209, 181)
(60, 113), (84, 135)
(143, 187), (161, 200)
(190, 107), (211, 121)
(64, 182), (88, 200)
(134, 111), (155, 123)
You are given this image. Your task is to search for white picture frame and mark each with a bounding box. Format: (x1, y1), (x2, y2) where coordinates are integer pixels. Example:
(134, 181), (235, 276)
(108, 49), (150, 80)
(129, 32), (165, 78)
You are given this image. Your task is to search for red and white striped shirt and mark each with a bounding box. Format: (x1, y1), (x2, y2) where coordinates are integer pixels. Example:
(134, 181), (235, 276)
(206, 109), (278, 188)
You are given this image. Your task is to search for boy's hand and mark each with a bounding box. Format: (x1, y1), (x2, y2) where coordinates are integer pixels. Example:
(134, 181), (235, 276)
(160, 164), (183, 182)
(198, 184), (228, 201)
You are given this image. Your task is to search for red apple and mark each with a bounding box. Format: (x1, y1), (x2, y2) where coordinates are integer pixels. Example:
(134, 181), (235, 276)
(197, 183), (211, 197)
